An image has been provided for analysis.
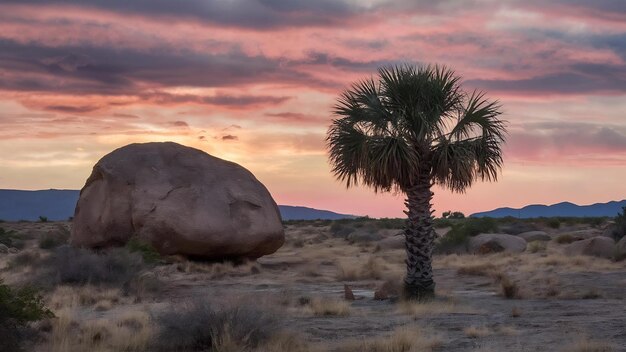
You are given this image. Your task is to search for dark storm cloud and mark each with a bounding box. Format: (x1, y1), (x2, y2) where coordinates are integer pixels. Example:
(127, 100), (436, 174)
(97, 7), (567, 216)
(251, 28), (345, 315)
(2, 0), (360, 29)
(299, 51), (402, 71)
(467, 63), (626, 95)
(0, 39), (331, 95)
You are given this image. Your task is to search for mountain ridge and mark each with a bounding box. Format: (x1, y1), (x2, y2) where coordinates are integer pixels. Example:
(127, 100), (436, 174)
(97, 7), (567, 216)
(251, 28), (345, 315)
(0, 189), (356, 221)
(471, 199), (626, 218)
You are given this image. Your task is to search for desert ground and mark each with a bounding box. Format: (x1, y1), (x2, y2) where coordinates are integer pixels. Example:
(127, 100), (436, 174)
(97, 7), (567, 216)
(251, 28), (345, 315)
(1, 218), (625, 352)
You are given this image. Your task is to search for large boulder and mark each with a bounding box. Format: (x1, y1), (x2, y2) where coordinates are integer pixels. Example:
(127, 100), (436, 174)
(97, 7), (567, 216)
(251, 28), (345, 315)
(564, 236), (615, 259)
(71, 142), (284, 260)
(468, 234), (527, 254)
(517, 231), (551, 242)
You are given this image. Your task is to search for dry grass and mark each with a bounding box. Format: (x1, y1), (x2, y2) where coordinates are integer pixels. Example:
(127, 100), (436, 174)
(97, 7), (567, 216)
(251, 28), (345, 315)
(48, 285), (126, 310)
(337, 326), (443, 352)
(456, 263), (497, 277)
(560, 337), (616, 352)
(464, 325), (492, 338)
(47, 308), (153, 352)
(176, 260), (261, 278)
(497, 325), (520, 336)
(336, 256), (386, 281)
(309, 297), (351, 316)
(396, 298), (476, 316)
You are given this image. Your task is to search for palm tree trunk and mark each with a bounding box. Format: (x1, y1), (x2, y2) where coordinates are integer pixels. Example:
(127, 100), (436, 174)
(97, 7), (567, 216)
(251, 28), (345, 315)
(403, 172), (436, 300)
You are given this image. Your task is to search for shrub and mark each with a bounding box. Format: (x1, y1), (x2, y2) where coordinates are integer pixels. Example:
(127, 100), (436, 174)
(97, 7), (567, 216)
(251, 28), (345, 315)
(613, 206), (626, 241)
(528, 240), (547, 253)
(0, 227), (24, 249)
(555, 234), (577, 244)
(125, 237), (162, 264)
(546, 218), (561, 229)
(38, 216), (48, 223)
(36, 246), (145, 288)
(38, 225), (70, 249)
(0, 281), (53, 351)
(435, 217), (498, 253)
(155, 299), (278, 351)
(7, 251), (41, 269)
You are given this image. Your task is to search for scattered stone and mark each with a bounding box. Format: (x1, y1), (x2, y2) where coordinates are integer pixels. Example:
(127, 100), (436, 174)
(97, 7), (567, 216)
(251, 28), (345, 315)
(344, 284), (355, 301)
(517, 231), (551, 242)
(468, 234), (527, 254)
(374, 280), (399, 300)
(564, 236), (616, 259)
(71, 142), (285, 260)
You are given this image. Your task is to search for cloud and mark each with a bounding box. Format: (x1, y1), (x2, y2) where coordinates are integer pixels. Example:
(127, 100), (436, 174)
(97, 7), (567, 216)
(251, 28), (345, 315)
(221, 134), (238, 141)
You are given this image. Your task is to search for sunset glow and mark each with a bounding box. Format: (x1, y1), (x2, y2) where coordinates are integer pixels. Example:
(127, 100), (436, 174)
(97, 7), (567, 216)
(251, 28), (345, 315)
(1, 0), (625, 217)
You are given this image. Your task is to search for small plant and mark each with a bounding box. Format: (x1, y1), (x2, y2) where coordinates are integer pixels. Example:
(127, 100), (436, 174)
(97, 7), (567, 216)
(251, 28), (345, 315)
(0, 227), (24, 249)
(546, 218), (561, 229)
(35, 246), (145, 289)
(0, 280), (54, 351)
(125, 237), (162, 264)
(38, 216), (48, 223)
(528, 240), (547, 253)
(555, 234), (577, 244)
(435, 217), (498, 253)
(309, 297), (351, 316)
(613, 206), (626, 241)
(500, 276), (520, 299)
(38, 225), (70, 249)
(155, 299), (278, 351)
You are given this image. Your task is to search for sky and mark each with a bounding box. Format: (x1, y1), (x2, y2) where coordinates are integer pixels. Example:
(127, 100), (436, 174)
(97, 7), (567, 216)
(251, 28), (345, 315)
(0, 0), (625, 218)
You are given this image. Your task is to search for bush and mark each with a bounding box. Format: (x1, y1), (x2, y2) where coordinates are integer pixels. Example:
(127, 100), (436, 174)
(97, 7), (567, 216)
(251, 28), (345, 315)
(36, 246), (145, 288)
(38, 216), (48, 223)
(546, 218), (561, 229)
(125, 237), (162, 264)
(155, 299), (278, 351)
(555, 234), (577, 244)
(435, 218), (498, 253)
(613, 207), (626, 241)
(38, 225), (70, 249)
(0, 281), (53, 351)
(0, 227), (24, 249)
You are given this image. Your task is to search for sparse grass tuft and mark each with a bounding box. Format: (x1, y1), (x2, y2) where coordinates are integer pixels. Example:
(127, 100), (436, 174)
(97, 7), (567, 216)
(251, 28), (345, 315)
(528, 240), (547, 253)
(555, 234), (577, 244)
(336, 256), (385, 281)
(457, 264), (496, 277)
(337, 326), (443, 352)
(464, 326), (492, 338)
(38, 225), (70, 249)
(154, 299), (279, 351)
(499, 276), (521, 299)
(309, 297), (351, 316)
(560, 337), (615, 352)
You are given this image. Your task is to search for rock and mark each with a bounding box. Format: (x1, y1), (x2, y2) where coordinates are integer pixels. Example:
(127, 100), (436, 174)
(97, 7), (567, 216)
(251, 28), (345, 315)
(468, 234), (527, 254)
(0, 244), (8, 254)
(517, 231), (551, 242)
(71, 142), (285, 260)
(376, 235), (405, 250)
(499, 223), (539, 235)
(374, 280), (399, 300)
(616, 237), (626, 261)
(601, 225), (617, 239)
(560, 229), (602, 240)
(344, 284), (355, 301)
(8, 247), (18, 254)
(564, 236), (615, 259)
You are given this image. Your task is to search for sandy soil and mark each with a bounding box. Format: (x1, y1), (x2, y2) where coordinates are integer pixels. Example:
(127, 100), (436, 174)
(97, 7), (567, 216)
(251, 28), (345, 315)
(1, 221), (625, 351)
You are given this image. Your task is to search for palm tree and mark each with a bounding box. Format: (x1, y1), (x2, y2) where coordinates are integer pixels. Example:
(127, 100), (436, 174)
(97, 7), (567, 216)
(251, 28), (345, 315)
(326, 64), (506, 300)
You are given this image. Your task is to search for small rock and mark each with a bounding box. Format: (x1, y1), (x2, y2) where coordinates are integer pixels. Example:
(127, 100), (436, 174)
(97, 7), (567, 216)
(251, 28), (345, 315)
(374, 280), (399, 300)
(468, 234), (527, 254)
(0, 244), (8, 254)
(8, 247), (18, 254)
(517, 231), (551, 242)
(344, 284), (355, 301)
(564, 236), (615, 259)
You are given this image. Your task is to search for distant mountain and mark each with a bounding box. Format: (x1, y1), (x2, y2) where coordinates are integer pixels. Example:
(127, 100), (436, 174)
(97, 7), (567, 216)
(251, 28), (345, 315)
(279, 205), (356, 221)
(471, 200), (626, 218)
(0, 189), (356, 221)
